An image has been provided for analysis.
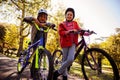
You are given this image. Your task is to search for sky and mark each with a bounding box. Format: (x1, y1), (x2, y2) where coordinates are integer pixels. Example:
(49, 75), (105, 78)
(51, 0), (120, 43)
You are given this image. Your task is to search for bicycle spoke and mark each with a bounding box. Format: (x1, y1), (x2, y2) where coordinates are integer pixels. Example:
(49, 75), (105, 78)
(53, 50), (63, 70)
(35, 50), (53, 80)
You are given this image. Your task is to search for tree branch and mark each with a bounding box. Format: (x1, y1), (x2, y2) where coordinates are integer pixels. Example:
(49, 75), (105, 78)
(11, 0), (22, 10)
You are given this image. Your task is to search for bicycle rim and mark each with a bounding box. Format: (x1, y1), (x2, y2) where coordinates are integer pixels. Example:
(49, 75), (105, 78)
(53, 50), (63, 70)
(81, 48), (119, 80)
(36, 49), (53, 80)
(17, 60), (31, 79)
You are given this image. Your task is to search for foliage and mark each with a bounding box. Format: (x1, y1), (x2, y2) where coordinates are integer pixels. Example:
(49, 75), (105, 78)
(105, 34), (120, 69)
(23, 37), (31, 50)
(4, 23), (19, 48)
(91, 33), (120, 69)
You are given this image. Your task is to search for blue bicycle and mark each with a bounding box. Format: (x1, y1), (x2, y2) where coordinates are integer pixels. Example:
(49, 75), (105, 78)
(16, 22), (55, 80)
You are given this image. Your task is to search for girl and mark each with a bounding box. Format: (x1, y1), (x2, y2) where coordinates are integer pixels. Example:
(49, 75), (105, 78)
(53, 7), (80, 80)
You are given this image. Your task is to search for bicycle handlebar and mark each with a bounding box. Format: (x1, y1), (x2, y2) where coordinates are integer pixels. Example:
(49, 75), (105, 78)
(69, 29), (97, 35)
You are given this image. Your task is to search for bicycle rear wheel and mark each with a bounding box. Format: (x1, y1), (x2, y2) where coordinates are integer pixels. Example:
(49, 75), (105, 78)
(36, 49), (53, 80)
(81, 48), (119, 80)
(52, 50), (63, 70)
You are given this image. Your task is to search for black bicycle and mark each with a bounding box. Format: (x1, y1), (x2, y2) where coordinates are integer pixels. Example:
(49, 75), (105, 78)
(52, 30), (119, 80)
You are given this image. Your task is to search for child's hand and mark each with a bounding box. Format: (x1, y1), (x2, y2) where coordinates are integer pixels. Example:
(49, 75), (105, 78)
(66, 30), (75, 34)
(46, 23), (55, 28)
(68, 29), (77, 33)
(73, 29), (77, 33)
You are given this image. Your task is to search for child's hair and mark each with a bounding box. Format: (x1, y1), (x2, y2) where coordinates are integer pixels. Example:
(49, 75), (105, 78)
(65, 8), (75, 19)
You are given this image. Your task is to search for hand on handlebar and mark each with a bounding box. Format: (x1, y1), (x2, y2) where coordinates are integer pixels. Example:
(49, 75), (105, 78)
(67, 29), (78, 33)
(81, 30), (97, 36)
(45, 23), (55, 27)
(66, 29), (97, 35)
(65, 29), (77, 34)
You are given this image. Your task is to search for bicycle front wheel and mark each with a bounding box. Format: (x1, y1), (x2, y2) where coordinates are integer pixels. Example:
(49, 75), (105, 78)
(81, 48), (119, 80)
(52, 50), (63, 71)
(37, 49), (53, 80)
(17, 53), (27, 72)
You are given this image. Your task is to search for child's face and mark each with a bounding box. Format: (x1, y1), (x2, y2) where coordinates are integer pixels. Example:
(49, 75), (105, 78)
(38, 13), (47, 23)
(65, 11), (74, 21)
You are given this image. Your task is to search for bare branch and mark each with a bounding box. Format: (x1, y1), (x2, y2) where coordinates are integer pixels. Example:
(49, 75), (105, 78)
(11, 0), (22, 10)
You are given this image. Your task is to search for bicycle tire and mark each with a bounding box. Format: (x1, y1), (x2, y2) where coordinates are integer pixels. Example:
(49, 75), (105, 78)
(35, 48), (54, 80)
(81, 48), (119, 80)
(17, 51), (27, 73)
(17, 51), (31, 80)
(52, 50), (63, 71)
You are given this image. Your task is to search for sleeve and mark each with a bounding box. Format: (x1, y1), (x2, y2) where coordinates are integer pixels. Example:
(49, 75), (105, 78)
(46, 22), (55, 28)
(74, 21), (91, 36)
(58, 23), (67, 36)
(74, 21), (81, 30)
(23, 17), (35, 24)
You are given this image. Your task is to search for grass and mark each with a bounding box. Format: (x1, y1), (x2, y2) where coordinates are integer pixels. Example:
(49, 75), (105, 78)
(69, 62), (114, 80)
(69, 62), (84, 79)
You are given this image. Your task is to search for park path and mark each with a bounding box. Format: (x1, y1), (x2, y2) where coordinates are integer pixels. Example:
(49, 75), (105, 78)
(0, 53), (84, 80)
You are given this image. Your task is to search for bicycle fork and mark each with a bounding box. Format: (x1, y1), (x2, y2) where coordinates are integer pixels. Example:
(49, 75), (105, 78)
(85, 50), (102, 74)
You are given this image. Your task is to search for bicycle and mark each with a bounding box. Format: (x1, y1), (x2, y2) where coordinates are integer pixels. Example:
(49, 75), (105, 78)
(52, 30), (119, 80)
(16, 22), (56, 80)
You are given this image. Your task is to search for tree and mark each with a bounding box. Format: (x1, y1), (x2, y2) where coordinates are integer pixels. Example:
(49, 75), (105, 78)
(4, 23), (19, 48)
(10, 0), (51, 56)
(115, 27), (120, 33)
(99, 34), (120, 69)
(0, 23), (6, 53)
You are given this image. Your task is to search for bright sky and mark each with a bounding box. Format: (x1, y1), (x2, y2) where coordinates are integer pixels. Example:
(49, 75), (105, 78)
(51, 0), (120, 43)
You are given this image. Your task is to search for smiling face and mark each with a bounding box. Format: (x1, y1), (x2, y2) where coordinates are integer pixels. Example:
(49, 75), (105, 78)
(65, 11), (74, 21)
(38, 13), (47, 23)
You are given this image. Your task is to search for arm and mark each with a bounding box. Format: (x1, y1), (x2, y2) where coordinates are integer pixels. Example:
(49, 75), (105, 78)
(58, 23), (68, 36)
(23, 17), (40, 25)
(23, 17), (34, 24)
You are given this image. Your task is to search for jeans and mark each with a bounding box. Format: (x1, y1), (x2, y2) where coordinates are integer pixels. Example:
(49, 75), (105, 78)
(58, 43), (75, 76)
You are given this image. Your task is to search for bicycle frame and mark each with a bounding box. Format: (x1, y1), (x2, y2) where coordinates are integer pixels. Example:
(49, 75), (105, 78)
(18, 36), (44, 74)
(74, 34), (98, 70)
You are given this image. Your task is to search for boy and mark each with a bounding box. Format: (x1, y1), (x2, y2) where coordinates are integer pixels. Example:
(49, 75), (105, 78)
(23, 8), (55, 79)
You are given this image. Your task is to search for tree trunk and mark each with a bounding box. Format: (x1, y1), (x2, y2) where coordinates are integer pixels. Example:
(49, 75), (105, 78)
(17, 37), (24, 56)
